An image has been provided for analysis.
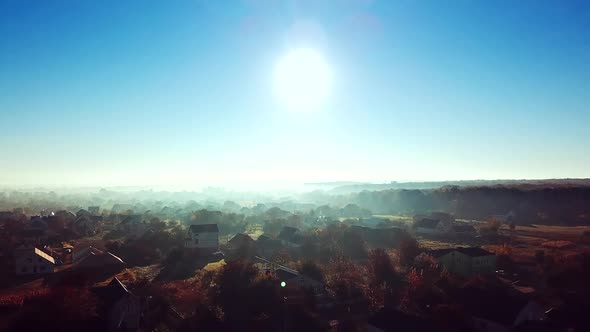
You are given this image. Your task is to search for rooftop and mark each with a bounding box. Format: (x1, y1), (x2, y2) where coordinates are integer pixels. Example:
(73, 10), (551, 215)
(188, 223), (219, 233)
(414, 218), (440, 229)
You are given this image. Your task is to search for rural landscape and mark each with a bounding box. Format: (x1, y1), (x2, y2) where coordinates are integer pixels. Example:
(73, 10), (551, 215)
(2, 0), (589, 331)
(1, 181), (589, 331)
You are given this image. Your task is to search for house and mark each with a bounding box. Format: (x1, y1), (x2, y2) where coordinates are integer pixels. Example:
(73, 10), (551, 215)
(73, 245), (102, 262)
(88, 206), (100, 215)
(74, 250), (125, 273)
(14, 246), (56, 275)
(118, 215), (147, 235)
(413, 218), (445, 235)
(452, 224), (478, 236)
(227, 233), (255, 250)
(20, 228), (48, 246)
(256, 234), (282, 258)
(28, 216), (49, 231)
(111, 204), (134, 214)
(455, 285), (545, 332)
(413, 212), (454, 236)
(73, 215), (103, 236)
(76, 209), (91, 218)
(92, 277), (146, 332)
(274, 266), (324, 294)
(428, 247), (496, 276)
(185, 224), (219, 253)
(278, 226), (303, 248)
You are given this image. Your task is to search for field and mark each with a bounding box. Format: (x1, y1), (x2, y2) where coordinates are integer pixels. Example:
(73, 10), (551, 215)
(417, 223), (590, 266)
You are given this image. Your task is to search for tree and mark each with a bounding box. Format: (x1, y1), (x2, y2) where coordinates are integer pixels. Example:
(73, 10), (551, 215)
(398, 237), (421, 266)
(150, 217), (166, 231)
(209, 260), (260, 325)
(367, 249), (402, 308)
(299, 260), (325, 283)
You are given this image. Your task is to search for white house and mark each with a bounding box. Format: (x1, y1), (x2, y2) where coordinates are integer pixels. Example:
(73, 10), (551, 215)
(15, 246), (56, 275)
(185, 224), (219, 252)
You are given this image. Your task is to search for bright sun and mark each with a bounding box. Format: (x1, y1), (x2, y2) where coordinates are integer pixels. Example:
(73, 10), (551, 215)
(274, 48), (332, 112)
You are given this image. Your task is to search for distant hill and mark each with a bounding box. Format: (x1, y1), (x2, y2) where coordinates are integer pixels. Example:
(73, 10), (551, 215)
(321, 179), (590, 194)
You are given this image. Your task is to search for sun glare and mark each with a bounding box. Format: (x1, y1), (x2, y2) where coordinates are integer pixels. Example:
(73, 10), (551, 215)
(274, 48), (332, 112)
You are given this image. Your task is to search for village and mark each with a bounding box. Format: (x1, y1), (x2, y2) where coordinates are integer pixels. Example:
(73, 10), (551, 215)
(1, 202), (588, 332)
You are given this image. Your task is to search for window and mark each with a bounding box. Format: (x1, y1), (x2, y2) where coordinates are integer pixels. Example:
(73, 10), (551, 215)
(194, 239), (199, 244)
(40, 266), (45, 271)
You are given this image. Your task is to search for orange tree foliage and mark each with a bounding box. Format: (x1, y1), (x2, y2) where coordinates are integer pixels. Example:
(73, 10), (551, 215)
(156, 278), (208, 316)
(367, 248), (402, 309)
(398, 237), (422, 266)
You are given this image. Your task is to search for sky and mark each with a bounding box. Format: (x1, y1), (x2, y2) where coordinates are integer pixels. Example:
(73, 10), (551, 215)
(1, 0), (589, 189)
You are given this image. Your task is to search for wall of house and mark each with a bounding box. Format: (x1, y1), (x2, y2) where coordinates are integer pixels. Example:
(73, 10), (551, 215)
(186, 231), (219, 249)
(415, 227), (437, 235)
(439, 251), (472, 276)
(471, 255), (497, 274)
(108, 295), (142, 331)
(15, 253), (55, 275)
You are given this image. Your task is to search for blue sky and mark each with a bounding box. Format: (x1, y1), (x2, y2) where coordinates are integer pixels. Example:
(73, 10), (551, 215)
(1, 0), (589, 188)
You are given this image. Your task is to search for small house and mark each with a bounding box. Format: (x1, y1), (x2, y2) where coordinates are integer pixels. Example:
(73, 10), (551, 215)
(118, 215), (146, 235)
(256, 234), (282, 258)
(14, 246), (56, 275)
(227, 233), (255, 250)
(92, 277), (146, 332)
(73, 252), (125, 273)
(428, 247), (496, 276)
(185, 224), (219, 253)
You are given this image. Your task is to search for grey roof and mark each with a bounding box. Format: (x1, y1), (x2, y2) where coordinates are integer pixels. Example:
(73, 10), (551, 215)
(275, 266), (300, 281)
(456, 247), (494, 257)
(228, 233), (254, 246)
(452, 224), (477, 233)
(188, 223), (219, 233)
(428, 247), (494, 258)
(414, 218), (440, 229)
(121, 215), (142, 224)
(92, 277), (129, 304)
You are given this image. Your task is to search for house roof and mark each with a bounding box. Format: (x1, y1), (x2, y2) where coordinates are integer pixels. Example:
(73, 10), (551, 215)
(414, 218), (440, 229)
(92, 277), (129, 304)
(452, 224), (477, 233)
(278, 226), (299, 240)
(34, 247), (55, 264)
(456, 247), (494, 257)
(76, 209), (90, 216)
(427, 248), (456, 258)
(228, 233), (254, 247)
(275, 266), (300, 281)
(120, 214), (143, 224)
(428, 247), (494, 258)
(188, 223), (219, 233)
(75, 251), (125, 269)
(457, 286), (529, 326)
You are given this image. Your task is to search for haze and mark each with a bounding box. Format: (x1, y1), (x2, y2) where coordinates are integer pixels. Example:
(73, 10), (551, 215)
(1, 0), (589, 189)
